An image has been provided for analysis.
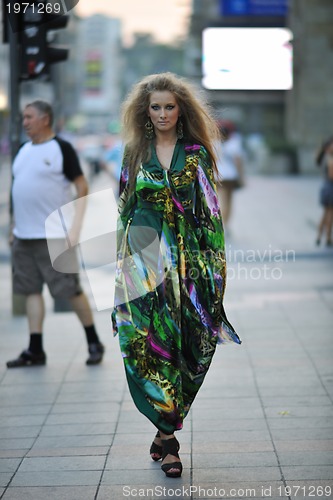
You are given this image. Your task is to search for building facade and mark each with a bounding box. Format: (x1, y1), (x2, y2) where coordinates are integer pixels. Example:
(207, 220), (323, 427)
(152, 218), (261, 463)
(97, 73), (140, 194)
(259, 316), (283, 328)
(286, 0), (333, 172)
(77, 14), (122, 130)
(186, 0), (333, 173)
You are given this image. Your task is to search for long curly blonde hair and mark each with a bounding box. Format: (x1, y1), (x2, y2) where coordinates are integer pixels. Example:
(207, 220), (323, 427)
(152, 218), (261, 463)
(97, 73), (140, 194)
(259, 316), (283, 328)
(121, 72), (220, 190)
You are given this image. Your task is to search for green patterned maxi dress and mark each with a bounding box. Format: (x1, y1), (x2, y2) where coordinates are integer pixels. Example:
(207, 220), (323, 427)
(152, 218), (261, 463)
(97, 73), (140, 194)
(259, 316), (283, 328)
(112, 141), (241, 434)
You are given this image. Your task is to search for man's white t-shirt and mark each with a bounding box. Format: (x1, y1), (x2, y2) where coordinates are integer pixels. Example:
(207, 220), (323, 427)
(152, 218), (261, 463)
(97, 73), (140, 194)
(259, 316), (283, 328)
(12, 136), (83, 239)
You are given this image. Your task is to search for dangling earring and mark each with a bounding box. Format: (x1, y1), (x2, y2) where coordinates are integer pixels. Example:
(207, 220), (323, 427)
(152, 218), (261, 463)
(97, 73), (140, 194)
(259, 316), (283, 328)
(176, 119), (184, 140)
(145, 119), (154, 140)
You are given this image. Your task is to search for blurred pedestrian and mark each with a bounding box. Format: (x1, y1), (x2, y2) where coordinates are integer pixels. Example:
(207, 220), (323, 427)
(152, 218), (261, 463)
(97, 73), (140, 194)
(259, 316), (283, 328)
(104, 135), (124, 194)
(7, 100), (105, 368)
(316, 136), (333, 246)
(215, 120), (245, 234)
(112, 73), (241, 478)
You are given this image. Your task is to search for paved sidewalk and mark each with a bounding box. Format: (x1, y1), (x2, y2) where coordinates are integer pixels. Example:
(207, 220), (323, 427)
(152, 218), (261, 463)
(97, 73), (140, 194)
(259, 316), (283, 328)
(0, 166), (332, 500)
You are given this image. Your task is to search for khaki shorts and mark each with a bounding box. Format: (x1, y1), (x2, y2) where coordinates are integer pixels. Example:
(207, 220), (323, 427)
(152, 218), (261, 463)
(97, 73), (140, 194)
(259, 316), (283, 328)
(12, 237), (82, 298)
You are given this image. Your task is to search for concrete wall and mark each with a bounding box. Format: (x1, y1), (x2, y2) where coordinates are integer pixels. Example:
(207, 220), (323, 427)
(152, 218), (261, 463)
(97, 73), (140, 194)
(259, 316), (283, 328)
(286, 0), (333, 172)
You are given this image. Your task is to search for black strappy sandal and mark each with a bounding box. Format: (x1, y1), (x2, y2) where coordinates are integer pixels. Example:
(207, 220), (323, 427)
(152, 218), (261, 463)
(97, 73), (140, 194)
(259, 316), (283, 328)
(161, 437), (183, 478)
(150, 431), (163, 461)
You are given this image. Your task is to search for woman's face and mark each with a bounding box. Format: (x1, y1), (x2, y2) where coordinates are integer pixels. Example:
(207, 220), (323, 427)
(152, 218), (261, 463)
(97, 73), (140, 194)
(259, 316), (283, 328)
(147, 91), (180, 137)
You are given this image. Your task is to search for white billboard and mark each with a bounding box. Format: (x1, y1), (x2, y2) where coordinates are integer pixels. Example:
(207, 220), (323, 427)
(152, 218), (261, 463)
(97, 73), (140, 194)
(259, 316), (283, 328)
(202, 27), (293, 90)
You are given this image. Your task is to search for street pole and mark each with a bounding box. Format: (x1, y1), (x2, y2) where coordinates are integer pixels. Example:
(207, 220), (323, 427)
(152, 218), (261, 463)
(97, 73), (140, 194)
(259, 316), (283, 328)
(8, 9), (20, 160)
(7, 3), (26, 315)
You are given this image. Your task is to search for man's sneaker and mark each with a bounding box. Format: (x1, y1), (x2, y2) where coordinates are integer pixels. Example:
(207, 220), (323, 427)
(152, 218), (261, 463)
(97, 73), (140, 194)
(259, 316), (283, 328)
(86, 342), (105, 365)
(7, 349), (46, 368)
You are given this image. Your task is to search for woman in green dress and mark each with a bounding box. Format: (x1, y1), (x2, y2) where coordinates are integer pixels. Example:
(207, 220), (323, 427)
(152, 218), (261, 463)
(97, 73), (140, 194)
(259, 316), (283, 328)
(112, 73), (241, 478)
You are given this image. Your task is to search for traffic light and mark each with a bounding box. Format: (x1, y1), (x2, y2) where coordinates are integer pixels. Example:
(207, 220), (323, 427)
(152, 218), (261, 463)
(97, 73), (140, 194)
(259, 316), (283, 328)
(45, 14), (69, 65)
(20, 5), (46, 79)
(20, 2), (69, 80)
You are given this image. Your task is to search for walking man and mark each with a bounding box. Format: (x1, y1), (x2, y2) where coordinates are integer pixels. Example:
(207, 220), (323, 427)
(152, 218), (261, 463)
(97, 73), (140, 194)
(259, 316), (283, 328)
(7, 100), (104, 368)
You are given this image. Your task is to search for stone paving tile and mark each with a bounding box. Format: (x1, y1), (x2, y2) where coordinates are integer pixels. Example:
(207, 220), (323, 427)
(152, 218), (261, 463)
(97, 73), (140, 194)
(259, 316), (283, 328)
(278, 451), (333, 466)
(195, 386), (259, 398)
(108, 443), (156, 461)
(0, 384), (60, 406)
(270, 427), (332, 440)
(259, 385), (329, 397)
(0, 438), (34, 450)
(297, 344), (333, 355)
(31, 434), (113, 449)
(192, 399), (263, 411)
(64, 368), (124, 385)
(112, 426), (170, 449)
(107, 445), (155, 460)
(117, 409), (153, 423)
(265, 406), (333, 418)
(282, 465), (333, 481)
(44, 410), (119, 426)
(109, 439), (191, 458)
(266, 417), (333, 429)
(0, 415), (46, 427)
(26, 446), (109, 457)
(0, 426), (41, 439)
(236, 314), (292, 328)
(2, 486), (98, 500)
(54, 391), (122, 404)
(193, 451), (278, 468)
(101, 468), (191, 485)
(10, 470), (103, 487)
(116, 419), (160, 434)
(0, 405), (52, 417)
(18, 455), (105, 472)
(0, 394), (58, 407)
(0, 458), (21, 474)
(249, 340), (305, 353)
(106, 452), (191, 471)
(50, 402), (118, 414)
(55, 380), (121, 394)
(255, 376), (323, 388)
(2, 369), (67, 386)
(193, 418), (268, 432)
(262, 382), (331, 397)
(193, 467), (282, 483)
(193, 408), (266, 421)
(274, 439), (333, 452)
(0, 473), (12, 487)
(192, 429), (272, 443)
(120, 400), (142, 411)
(0, 450), (28, 459)
(40, 422), (117, 437)
(192, 440), (274, 454)
(288, 316), (333, 327)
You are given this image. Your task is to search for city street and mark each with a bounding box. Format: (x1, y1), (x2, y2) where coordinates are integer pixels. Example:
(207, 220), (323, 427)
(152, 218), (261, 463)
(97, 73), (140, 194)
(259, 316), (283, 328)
(0, 164), (332, 500)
